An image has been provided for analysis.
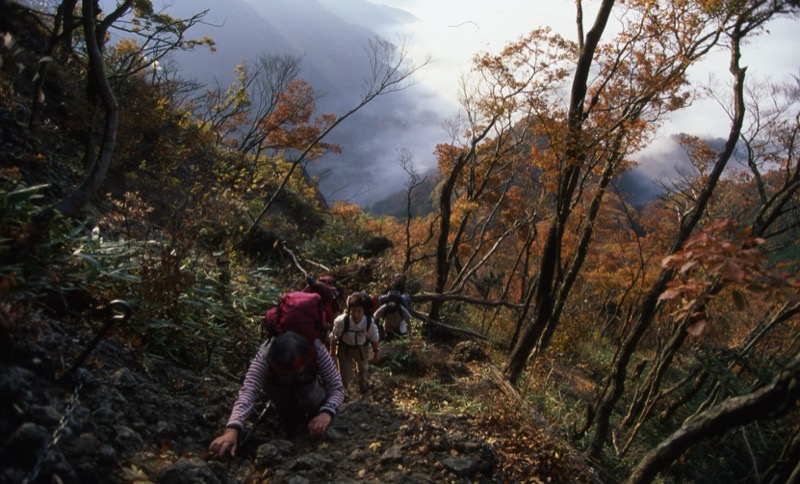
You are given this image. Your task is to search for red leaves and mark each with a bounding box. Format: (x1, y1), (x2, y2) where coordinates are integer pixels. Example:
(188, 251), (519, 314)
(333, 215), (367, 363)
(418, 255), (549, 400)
(658, 218), (796, 336)
(260, 79), (340, 154)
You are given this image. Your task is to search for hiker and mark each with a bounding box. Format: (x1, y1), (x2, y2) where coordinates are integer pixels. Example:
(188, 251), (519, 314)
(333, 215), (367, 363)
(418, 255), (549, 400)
(378, 288), (412, 313)
(208, 331), (345, 458)
(330, 292), (380, 394)
(374, 301), (413, 341)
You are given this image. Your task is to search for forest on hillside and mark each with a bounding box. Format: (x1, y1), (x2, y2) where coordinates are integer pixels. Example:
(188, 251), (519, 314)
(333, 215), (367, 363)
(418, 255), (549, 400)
(1, 0), (800, 482)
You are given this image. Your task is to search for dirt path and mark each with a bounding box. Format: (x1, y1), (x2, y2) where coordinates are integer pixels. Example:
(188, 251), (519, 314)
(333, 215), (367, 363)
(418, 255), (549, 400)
(0, 320), (592, 484)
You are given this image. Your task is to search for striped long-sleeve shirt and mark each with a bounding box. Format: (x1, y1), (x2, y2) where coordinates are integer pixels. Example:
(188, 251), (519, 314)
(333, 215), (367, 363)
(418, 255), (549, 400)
(225, 339), (344, 431)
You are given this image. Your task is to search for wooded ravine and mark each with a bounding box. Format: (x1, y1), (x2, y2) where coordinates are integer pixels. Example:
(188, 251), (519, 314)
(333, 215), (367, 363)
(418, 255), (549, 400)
(1, 1), (799, 483)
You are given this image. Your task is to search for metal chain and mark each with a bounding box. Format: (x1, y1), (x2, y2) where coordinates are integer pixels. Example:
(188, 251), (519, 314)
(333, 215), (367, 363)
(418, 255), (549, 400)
(20, 300), (129, 483)
(22, 373), (85, 484)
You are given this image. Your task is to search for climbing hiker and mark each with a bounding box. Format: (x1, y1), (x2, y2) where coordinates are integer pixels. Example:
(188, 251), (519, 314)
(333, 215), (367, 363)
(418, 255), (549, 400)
(330, 292), (380, 395)
(374, 300), (413, 341)
(208, 331), (344, 458)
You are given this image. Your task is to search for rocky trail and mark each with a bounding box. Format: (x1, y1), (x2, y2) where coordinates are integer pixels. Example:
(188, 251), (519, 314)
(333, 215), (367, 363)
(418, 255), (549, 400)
(0, 313), (592, 484)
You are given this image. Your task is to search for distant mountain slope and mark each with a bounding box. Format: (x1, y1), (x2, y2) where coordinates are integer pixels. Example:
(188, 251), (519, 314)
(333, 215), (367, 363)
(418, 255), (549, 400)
(366, 168), (441, 218)
(319, 0), (416, 30)
(164, 0), (371, 109)
(133, 1), (722, 212)
(159, 0), (448, 208)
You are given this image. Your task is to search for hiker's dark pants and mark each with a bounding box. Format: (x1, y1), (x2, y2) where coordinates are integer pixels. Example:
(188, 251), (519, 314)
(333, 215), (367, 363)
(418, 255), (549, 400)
(275, 405), (318, 437)
(265, 375), (326, 438)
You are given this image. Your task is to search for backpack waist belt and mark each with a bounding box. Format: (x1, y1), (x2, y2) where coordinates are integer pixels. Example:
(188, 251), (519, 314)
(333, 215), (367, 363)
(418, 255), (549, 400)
(339, 338), (370, 348)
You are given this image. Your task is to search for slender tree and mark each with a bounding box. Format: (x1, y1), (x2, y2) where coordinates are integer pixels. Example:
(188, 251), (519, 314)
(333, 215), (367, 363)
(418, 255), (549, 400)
(53, 0), (126, 217)
(585, 0), (800, 460)
(241, 37), (427, 244)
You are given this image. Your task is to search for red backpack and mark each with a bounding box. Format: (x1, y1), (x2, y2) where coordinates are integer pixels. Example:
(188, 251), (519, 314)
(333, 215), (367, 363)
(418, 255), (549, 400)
(264, 291), (330, 343)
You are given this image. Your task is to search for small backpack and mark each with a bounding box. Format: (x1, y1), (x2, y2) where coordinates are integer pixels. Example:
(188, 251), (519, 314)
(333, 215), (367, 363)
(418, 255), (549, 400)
(379, 289), (411, 312)
(305, 276), (339, 304)
(264, 291), (329, 344)
(369, 294), (381, 315)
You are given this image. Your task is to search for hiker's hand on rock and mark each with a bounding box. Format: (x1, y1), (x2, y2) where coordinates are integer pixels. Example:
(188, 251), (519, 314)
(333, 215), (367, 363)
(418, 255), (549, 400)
(308, 412), (332, 439)
(209, 428), (238, 458)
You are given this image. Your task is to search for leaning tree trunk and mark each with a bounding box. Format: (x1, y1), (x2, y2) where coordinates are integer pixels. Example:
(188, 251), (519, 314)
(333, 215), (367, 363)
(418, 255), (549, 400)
(53, 0), (119, 217)
(586, 27), (749, 459)
(429, 153), (466, 322)
(428, 117), (497, 322)
(504, 0), (617, 385)
(626, 350), (800, 484)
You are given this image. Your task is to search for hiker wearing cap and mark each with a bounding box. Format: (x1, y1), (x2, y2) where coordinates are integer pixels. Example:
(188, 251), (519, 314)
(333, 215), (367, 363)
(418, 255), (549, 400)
(209, 331), (344, 458)
(330, 292), (380, 395)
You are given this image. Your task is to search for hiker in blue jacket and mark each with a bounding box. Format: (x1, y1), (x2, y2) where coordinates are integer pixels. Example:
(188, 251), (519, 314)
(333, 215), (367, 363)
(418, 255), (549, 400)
(208, 331), (344, 458)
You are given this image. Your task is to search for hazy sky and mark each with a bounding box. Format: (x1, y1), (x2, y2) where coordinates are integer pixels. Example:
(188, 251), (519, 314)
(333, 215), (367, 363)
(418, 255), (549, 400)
(364, 0), (800, 192)
(373, 0), (581, 110)
(373, 0), (799, 137)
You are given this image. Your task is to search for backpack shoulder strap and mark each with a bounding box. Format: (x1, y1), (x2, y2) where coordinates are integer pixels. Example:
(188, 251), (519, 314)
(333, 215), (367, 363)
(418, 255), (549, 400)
(343, 314), (373, 333)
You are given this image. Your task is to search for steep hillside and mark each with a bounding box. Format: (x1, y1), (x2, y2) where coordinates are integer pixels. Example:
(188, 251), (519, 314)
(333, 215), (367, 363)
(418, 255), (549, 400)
(0, 36), (592, 478)
(0, 298), (592, 483)
(5, 3), (798, 483)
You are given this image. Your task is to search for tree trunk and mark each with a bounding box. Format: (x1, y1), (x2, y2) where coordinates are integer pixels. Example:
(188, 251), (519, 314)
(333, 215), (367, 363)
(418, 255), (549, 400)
(428, 115), (499, 322)
(538, 142), (624, 357)
(626, 351), (800, 484)
(586, 26), (749, 459)
(504, 0), (617, 385)
(53, 0), (119, 217)
(428, 151), (468, 322)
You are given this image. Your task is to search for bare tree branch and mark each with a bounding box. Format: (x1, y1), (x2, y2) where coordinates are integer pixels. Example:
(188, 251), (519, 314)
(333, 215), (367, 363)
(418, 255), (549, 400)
(626, 351), (800, 484)
(241, 37), (428, 243)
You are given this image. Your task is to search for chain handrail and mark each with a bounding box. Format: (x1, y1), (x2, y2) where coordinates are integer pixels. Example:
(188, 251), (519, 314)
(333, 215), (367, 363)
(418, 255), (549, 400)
(22, 300), (133, 482)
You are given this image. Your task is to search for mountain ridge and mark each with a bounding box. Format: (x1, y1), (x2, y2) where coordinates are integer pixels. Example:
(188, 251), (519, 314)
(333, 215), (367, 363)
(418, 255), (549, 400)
(142, 0), (711, 214)
(160, 0), (448, 208)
